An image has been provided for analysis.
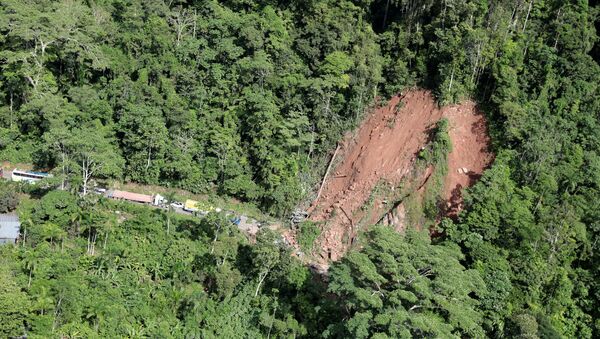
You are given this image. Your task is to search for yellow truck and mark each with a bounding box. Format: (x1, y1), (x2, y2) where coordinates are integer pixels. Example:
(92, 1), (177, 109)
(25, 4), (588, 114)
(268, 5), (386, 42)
(184, 199), (199, 212)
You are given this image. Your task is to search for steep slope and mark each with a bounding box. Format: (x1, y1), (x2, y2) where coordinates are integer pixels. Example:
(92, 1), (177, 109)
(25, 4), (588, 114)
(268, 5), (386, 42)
(307, 89), (493, 263)
(442, 101), (494, 216)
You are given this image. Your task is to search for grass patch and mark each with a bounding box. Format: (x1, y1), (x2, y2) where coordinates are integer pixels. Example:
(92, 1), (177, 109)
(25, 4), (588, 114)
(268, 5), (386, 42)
(404, 192), (424, 227)
(362, 180), (390, 212)
(297, 221), (321, 253)
(418, 118), (452, 220)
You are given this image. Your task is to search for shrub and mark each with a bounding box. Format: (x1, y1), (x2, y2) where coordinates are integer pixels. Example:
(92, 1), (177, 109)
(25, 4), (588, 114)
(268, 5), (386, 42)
(297, 221), (321, 253)
(0, 184), (19, 213)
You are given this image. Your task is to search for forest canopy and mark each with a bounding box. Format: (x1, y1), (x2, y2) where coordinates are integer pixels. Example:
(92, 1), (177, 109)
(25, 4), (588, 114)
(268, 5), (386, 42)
(1, 0), (599, 338)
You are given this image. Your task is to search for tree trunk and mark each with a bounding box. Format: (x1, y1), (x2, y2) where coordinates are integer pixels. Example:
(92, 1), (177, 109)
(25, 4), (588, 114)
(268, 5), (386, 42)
(210, 222), (222, 254)
(442, 0), (447, 28)
(82, 159), (88, 196)
(382, 0), (391, 30)
(448, 66), (455, 93)
(553, 8), (562, 50)
(219, 251), (228, 266)
(87, 231), (91, 255)
(322, 93), (332, 118)
(307, 127), (315, 162)
(61, 152), (66, 190)
(266, 304), (278, 339)
(254, 270), (269, 297)
(52, 297), (63, 332)
(311, 143), (340, 211)
(522, 0), (533, 33)
(146, 146), (152, 170)
(167, 215), (171, 235)
(193, 10), (197, 38)
(103, 232), (109, 249)
(91, 232), (97, 255)
(9, 92), (13, 128)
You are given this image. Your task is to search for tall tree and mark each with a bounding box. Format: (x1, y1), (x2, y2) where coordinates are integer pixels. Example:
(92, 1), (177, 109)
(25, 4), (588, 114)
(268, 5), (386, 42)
(117, 103), (168, 183)
(327, 226), (486, 338)
(68, 122), (123, 195)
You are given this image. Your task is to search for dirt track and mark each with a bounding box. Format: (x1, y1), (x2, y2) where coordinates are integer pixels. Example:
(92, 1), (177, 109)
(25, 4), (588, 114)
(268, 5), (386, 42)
(307, 89), (493, 263)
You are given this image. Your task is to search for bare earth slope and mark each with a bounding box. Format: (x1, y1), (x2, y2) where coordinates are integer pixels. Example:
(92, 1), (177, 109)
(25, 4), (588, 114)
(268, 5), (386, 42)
(307, 89), (493, 262)
(442, 101), (494, 216)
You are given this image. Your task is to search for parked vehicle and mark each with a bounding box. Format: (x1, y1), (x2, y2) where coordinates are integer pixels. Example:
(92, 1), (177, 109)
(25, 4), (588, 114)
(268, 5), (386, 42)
(107, 190), (154, 204)
(11, 169), (52, 184)
(153, 194), (165, 206)
(170, 202), (184, 209)
(184, 199), (199, 212)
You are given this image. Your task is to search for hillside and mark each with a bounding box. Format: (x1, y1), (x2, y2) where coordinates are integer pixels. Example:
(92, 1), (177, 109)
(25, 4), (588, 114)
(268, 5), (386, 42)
(306, 89), (493, 262)
(1, 0), (599, 338)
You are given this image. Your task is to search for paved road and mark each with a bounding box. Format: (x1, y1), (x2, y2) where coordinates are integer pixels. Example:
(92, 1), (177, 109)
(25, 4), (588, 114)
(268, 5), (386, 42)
(1, 168), (11, 180)
(4, 167), (265, 237)
(139, 198), (263, 236)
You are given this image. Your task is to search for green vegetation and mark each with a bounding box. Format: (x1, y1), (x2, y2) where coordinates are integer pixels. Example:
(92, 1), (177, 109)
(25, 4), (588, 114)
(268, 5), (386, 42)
(297, 221), (321, 253)
(418, 118), (452, 165)
(328, 226), (486, 337)
(0, 0), (382, 216)
(1, 192), (314, 337)
(420, 118), (452, 219)
(0, 181), (20, 213)
(0, 0), (599, 338)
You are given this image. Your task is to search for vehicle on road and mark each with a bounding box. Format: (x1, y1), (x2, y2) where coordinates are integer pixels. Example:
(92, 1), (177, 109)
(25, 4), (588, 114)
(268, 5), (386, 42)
(11, 169), (52, 184)
(170, 202), (184, 209)
(107, 190), (154, 204)
(184, 199), (199, 212)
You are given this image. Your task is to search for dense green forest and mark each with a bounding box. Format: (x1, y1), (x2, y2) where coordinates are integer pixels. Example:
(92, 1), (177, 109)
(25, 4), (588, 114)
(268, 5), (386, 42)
(1, 0), (599, 338)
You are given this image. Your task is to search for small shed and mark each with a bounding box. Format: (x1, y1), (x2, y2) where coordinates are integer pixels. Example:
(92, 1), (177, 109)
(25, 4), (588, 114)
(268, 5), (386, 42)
(0, 214), (20, 244)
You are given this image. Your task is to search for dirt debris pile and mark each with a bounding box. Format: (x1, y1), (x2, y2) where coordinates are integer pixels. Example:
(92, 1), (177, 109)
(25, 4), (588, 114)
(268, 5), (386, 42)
(306, 89), (493, 264)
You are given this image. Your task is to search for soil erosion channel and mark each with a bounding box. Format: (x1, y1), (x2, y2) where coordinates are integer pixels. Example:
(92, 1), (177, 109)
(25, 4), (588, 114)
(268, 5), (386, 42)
(307, 89), (493, 264)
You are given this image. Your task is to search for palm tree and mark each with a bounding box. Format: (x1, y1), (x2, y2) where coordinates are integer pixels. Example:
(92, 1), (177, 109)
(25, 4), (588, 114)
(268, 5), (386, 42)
(23, 249), (37, 288)
(21, 218), (34, 247)
(164, 191), (177, 235)
(101, 213), (117, 250)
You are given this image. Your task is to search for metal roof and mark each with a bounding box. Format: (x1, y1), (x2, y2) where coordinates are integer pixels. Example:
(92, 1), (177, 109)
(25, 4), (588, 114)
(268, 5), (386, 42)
(0, 214), (20, 240)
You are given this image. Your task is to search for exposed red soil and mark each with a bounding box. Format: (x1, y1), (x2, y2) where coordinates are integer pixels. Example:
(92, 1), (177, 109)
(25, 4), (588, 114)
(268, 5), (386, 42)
(442, 102), (494, 216)
(307, 89), (493, 264)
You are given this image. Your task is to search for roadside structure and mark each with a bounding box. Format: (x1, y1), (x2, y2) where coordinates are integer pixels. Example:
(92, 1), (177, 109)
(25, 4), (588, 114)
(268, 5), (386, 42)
(0, 213), (20, 244)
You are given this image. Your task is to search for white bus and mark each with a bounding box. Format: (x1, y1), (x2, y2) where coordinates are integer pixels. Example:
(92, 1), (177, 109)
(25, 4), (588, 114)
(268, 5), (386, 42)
(11, 169), (52, 183)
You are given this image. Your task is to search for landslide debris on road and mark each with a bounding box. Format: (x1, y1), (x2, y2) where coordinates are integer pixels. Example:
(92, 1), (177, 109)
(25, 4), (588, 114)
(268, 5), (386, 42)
(306, 89), (493, 264)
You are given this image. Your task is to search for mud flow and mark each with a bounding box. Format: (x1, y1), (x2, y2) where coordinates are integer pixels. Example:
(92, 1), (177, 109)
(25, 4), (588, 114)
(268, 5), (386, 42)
(306, 89), (493, 265)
